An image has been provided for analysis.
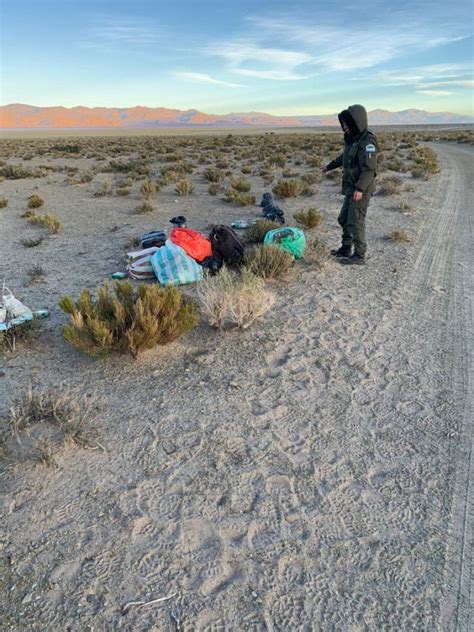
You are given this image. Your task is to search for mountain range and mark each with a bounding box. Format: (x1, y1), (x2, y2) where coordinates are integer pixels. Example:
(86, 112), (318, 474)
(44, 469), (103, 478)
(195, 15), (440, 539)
(1, 103), (472, 129)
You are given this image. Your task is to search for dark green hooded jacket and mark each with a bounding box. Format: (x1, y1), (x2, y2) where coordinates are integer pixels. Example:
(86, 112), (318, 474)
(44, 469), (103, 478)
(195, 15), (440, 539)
(326, 104), (378, 195)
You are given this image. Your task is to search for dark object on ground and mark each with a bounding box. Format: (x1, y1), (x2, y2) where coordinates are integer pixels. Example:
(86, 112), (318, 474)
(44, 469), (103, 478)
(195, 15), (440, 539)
(170, 215), (187, 227)
(341, 253), (365, 265)
(260, 192), (285, 224)
(209, 225), (244, 265)
(331, 246), (352, 258)
(140, 230), (166, 249)
(201, 255), (223, 275)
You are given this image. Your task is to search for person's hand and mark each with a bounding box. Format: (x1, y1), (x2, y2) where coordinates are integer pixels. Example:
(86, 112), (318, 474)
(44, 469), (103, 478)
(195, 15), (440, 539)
(353, 190), (363, 202)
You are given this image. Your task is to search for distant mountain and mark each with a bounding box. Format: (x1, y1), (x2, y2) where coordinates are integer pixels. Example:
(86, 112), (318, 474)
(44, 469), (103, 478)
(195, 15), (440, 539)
(0, 103), (472, 129)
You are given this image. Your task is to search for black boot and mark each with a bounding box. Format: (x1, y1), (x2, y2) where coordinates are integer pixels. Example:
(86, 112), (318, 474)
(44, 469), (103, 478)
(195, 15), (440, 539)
(330, 246), (351, 258)
(341, 253), (365, 265)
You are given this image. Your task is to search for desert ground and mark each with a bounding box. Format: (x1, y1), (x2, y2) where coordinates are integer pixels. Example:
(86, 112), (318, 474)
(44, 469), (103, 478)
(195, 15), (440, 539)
(0, 129), (472, 630)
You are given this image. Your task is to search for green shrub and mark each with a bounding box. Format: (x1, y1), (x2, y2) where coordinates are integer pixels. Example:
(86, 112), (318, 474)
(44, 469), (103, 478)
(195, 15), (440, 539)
(175, 179), (195, 196)
(245, 245), (294, 279)
(272, 179), (303, 198)
(59, 282), (199, 358)
(294, 207), (324, 229)
(245, 219), (281, 243)
(198, 267), (275, 329)
(27, 213), (61, 233)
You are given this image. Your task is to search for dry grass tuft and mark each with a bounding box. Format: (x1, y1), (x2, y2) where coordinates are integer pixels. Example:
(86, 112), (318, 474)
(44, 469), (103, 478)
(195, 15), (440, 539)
(59, 281), (199, 358)
(244, 219), (281, 244)
(198, 266), (275, 329)
(272, 179), (303, 198)
(294, 207), (324, 229)
(26, 264), (46, 285)
(2, 385), (102, 465)
(378, 175), (403, 196)
(27, 213), (62, 233)
(303, 236), (331, 268)
(388, 229), (413, 243)
(20, 236), (45, 248)
(0, 320), (40, 353)
(0, 197), (8, 208)
(140, 177), (157, 198)
(230, 176), (251, 193)
(175, 179), (195, 196)
(245, 245), (294, 279)
(223, 189), (256, 206)
(135, 199), (155, 214)
(27, 194), (44, 209)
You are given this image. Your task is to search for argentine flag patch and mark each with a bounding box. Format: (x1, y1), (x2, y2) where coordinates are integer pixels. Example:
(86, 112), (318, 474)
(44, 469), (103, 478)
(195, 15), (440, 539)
(366, 144), (376, 153)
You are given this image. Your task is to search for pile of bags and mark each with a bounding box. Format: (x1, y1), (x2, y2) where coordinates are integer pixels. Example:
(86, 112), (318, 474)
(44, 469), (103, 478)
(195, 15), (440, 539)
(127, 224), (245, 287)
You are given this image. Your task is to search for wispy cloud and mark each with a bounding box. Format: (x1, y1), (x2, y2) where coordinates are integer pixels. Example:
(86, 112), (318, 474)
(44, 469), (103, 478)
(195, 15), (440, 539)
(83, 19), (161, 50)
(416, 90), (454, 95)
(175, 72), (245, 88)
(361, 64), (473, 91)
(204, 41), (312, 81)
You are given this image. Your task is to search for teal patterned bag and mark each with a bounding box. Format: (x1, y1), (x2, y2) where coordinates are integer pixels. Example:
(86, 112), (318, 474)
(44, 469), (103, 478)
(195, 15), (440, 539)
(264, 227), (306, 259)
(150, 240), (203, 286)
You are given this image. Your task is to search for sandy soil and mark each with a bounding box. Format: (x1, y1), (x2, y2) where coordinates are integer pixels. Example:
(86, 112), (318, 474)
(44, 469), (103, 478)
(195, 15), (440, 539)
(0, 141), (472, 630)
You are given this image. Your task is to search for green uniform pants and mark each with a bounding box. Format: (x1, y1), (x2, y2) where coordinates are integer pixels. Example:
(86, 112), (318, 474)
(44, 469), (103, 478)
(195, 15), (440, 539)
(338, 194), (371, 256)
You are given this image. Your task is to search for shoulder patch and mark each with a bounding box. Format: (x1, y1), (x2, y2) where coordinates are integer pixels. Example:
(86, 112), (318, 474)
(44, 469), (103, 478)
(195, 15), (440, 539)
(365, 144), (376, 153)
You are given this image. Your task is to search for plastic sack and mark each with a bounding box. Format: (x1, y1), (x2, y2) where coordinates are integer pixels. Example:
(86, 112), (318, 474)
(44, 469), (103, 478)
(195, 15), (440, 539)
(150, 240), (203, 286)
(126, 246), (159, 280)
(170, 227), (212, 263)
(264, 227), (306, 259)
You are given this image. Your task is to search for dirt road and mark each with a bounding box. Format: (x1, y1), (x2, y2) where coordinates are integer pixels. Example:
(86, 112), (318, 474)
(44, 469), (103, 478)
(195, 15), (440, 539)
(1, 142), (472, 630)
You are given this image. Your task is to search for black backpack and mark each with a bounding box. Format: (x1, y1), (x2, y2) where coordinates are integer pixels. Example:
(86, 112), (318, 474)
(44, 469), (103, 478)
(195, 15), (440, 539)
(209, 225), (244, 265)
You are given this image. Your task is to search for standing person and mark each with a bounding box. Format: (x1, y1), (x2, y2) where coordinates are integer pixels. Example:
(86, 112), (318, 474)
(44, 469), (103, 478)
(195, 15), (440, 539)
(322, 104), (378, 265)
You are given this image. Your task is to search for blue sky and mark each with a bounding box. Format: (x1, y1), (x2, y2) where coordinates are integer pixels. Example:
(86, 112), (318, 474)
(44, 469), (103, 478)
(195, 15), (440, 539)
(1, 0), (473, 114)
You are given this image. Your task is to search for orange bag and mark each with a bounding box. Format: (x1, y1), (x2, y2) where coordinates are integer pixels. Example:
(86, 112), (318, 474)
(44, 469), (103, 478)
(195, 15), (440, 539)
(169, 227), (212, 263)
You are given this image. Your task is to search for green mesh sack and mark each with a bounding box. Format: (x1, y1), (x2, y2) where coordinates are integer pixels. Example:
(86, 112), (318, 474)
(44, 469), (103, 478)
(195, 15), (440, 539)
(264, 227), (306, 259)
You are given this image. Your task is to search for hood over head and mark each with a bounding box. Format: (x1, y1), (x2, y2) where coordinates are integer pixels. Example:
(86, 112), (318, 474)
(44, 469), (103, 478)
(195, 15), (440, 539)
(338, 104), (368, 138)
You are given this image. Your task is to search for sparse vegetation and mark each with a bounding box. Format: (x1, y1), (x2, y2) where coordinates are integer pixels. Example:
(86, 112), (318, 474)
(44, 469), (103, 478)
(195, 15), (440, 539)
(20, 236), (45, 248)
(27, 194), (44, 209)
(223, 189), (256, 206)
(203, 167), (222, 183)
(175, 178), (195, 196)
(93, 178), (112, 197)
(245, 219), (281, 243)
(0, 320), (40, 353)
(208, 182), (220, 195)
(2, 385), (101, 465)
(135, 199), (155, 214)
(26, 264), (46, 285)
(245, 244), (294, 279)
(230, 176), (251, 193)
(0, 197), (9, 208)
(378, 174), (403, 196)
(272, 179), (303, 198)
(198, 266), (275, 330)
(294, 207), (324, 229)
(140, 177), (157, 198)
(27, 212), (62, 233)
(304, 236), (331, 268)
(388, 229), (413, 242)
(59, 282), (199, 358)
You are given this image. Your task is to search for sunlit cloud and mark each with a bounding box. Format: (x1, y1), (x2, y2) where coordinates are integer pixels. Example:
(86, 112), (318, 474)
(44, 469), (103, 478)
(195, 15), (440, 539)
(175, 72), (245, 88)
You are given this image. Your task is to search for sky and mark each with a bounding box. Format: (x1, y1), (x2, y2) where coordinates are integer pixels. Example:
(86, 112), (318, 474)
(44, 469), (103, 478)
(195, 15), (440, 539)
(1, 0), (473, 115)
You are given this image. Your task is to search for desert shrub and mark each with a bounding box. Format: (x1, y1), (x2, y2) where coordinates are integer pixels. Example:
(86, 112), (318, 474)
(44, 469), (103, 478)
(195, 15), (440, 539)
(272, 179), (303, 198)
(271, 153), (287, 167)
(241, 165), (252, 174)
(135, 199), (155, 214)
(93, 178), (112, 197)
(26, 264), (46, 285)
(388, 229), (413, 242)
(245, 245), (294, 279)
(304, 237), (330, 268)
(203, 167), (222, 183)
(3, 385), (101, 465)
(20, 236), (45, 248)
(410, 168), (430, 180)
(223, 189), (255, 206)
(175, 179), (194, 196)
(0, 320), (40, 353)
(208, 183), (220, 196)
(0, 164), (36, 179)
(230, 176), (251, 192)
(116, 186), (131, 196)
(409, 146), (439, 175)
(27, 194), (44, 209)
(301, 171), (321, 185)
(140, 177), (157, 198)
(399, 201), (417, 213)
(245, 219), (281, 243)
(294, 207), (324, 229)
(0, 197), (8, 208)
(378, 175), (403, 196)
(27, 213), (62, 233)
(198, 267), (275, 329)
(282, 168), (299, 178)
(59, 282), (198, 358)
